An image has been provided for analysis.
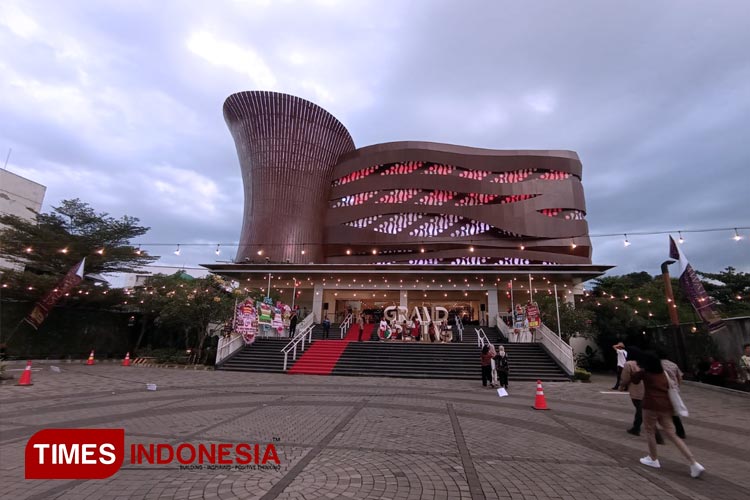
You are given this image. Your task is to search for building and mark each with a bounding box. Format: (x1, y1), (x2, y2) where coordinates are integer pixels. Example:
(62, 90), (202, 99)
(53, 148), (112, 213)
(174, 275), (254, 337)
(0, 169), (46, 271)
(205, 91), (611, 325)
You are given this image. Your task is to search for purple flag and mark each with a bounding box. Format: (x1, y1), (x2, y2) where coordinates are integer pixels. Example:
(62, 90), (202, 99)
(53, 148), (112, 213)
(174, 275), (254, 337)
(669, 237), (724, 332)
(25, 258), (85, 329)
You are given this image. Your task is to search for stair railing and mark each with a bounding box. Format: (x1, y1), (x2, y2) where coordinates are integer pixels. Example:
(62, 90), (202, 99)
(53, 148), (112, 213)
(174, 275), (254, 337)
(496, 315), (513, 341)
(476, 328), (492, 349)
(281, 322), (315, 371)
(454, 318), (464, 342)
(339, 313), (353, 339)
(216, 331), (244, 365)
(298, 312), (314, 333)
(536, 322), (575, 376)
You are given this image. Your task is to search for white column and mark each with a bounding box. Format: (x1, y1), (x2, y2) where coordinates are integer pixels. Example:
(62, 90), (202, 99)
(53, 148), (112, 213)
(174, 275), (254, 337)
(312, 283), (324, 323)
(400, 289), (408, 308)
(487, 287), (499, 327)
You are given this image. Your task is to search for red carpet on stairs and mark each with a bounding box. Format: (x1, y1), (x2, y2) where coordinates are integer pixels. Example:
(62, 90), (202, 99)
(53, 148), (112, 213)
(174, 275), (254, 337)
(288, 323), (375, 375)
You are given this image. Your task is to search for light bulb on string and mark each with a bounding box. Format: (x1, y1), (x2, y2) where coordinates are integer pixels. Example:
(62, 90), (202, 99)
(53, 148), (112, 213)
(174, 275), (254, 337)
(623, 234), (631, 247)
(733, 228), (743, 241)
(215, 244), (221, 256)
(96, 248), (104, 255)
(174, 245), (181, 256)
(135, 245), (141, 255)
(678, 232), (684, 244)
(570, 239), (577, 249)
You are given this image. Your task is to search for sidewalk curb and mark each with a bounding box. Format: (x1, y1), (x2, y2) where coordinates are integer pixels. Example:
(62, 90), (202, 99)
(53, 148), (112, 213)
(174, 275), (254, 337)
(683, 380), (749, 397)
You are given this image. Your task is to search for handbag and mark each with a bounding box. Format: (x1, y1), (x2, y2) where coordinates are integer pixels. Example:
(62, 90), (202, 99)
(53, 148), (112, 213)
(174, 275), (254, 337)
(664, 371), (688, 417)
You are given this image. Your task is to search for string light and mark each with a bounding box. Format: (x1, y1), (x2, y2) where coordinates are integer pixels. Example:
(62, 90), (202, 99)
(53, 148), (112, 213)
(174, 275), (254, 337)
(469, 246), (474, 252)
(135, 245), (141, 255)
(174, 245), (181, 256)
(623, 234), (631, 247)
(678, 231), (684, 244)
(96, 248), (104, 255)
(25, 247), (33, 253)
(734, 228), (743, 241)
(60, 247), (69, 254)
(215, 244), (221, 256)
(519, 244), (525, 251)
(570, 240), (577, 249)
(346, 249), (351, 255)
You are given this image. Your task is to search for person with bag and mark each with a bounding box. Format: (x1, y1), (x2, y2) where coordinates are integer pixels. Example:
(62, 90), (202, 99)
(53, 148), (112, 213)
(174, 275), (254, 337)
(631, 351), (704, 478)
(658, 350), (687, 439)
(488, 343), (498, 388)
(494, 345), (509, 390)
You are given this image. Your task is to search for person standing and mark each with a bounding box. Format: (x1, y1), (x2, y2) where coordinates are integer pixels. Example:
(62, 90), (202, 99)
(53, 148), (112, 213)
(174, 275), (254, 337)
(612, 342), (628, 390)
(658, 350), (687, 439)
(631, 351), (704, 478)
(495, 345), (509, 390)
(289, 310), (298, 337)
(322, 315), (331, 339)
(357, 315), (365, 342)
(480, 345), (493, 388)
(739, 344), (750, 384)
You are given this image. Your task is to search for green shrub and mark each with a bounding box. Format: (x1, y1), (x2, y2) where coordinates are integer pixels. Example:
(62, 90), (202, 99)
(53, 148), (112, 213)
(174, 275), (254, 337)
(574, 367), (592, 382)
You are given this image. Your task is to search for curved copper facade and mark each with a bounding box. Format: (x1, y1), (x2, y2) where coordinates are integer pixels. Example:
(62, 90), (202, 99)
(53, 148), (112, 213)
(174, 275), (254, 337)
(224, 91), (355, 263)
(324, 142), (591, 265)
(224, 92), (592, 266)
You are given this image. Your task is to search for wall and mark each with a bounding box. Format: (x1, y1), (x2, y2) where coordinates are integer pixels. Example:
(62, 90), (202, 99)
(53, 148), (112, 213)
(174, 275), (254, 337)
(711, 317), (750, 362)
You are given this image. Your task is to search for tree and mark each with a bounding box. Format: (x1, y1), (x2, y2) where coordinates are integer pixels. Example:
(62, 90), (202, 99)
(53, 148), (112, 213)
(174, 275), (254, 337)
(535, 295), (598, 343)
(697, 267), (750, 317)
(129, 273), (236, 362)
(0, 198), (157, 279)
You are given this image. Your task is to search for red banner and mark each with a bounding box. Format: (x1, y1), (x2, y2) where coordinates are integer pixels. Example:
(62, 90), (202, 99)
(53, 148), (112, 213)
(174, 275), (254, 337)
(25, 258), (85, 330)
(526, 303), (540, 328)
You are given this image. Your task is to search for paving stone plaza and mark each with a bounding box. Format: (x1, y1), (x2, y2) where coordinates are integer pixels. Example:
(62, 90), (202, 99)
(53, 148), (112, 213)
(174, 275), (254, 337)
(1, 362), (748, 500)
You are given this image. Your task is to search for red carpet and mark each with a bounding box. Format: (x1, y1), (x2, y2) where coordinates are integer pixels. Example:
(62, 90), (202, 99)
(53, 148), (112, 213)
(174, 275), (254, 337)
(288, 324), (374, 375)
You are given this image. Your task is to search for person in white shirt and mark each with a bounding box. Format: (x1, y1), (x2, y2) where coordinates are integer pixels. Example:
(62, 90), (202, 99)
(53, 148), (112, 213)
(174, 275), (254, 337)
(612, 342), (628, 390)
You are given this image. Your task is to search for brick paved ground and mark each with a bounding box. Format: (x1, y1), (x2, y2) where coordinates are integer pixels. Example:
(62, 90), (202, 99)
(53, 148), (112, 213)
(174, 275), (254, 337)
(1, 361), (748, 500)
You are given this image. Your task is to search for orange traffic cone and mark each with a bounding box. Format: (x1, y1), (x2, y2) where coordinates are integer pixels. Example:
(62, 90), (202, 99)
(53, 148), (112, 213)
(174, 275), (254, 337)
(86, 350), (95, 366)
(532, 379), (549, 410)
(122, 352), (131, 367)
(17, 360), (33, 386)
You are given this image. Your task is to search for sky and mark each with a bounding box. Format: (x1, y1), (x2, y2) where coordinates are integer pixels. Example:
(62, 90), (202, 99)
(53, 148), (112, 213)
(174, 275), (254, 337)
(1, 0), (748, 281)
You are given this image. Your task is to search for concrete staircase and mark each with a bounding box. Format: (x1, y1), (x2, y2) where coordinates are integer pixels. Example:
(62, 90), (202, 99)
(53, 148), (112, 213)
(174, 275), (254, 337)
(217, 325), (569, 381)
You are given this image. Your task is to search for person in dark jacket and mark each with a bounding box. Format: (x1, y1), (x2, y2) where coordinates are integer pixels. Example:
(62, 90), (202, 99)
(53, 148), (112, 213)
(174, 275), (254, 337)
(480, 345), (493, 387)
(322, 315), (331, 339)
(289, 311), (298, 337)
(631, 351), (704, 478)
(494, 345), (509, 389)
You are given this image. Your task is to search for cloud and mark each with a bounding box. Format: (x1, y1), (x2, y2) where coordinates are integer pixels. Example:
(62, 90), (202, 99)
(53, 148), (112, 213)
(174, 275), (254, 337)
(186, 31), (276, 88)
(0, 0), (747, 279)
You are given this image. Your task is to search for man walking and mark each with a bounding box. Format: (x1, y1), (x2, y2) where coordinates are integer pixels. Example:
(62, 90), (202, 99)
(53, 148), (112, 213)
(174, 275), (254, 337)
(612, 342), (628, 390)
(289, 310), (298, 337)
(322, 315), (331, 339)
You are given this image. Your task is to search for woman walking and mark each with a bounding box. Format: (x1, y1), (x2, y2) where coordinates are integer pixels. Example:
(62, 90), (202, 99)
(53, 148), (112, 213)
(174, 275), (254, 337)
(480, 345), (493, 388)
(631, 351), (704, 478)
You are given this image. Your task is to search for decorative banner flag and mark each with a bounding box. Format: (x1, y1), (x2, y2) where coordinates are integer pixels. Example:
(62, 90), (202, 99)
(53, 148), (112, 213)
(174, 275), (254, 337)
(25, 259), (86, 329)
(526, 302), (540, 328)
(234, 299), (258, 344)
(669, 236), (724, 332)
